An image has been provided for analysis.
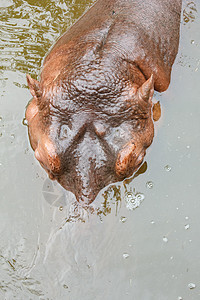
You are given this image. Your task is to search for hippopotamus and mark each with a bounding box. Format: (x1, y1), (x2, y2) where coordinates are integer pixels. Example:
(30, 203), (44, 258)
(26, 0), (182, 204)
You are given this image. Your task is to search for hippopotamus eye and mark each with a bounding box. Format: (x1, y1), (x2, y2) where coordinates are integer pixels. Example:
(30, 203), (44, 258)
(59, 125), (69, 139)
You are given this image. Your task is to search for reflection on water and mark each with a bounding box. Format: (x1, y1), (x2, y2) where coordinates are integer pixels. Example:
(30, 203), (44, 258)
(40, 161), (148, 222)
(0, 0), (200, 299)
(0, 0), (95, 76)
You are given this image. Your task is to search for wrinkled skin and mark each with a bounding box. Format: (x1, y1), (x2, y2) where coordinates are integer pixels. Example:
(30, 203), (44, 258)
(26, 0), (182, 204)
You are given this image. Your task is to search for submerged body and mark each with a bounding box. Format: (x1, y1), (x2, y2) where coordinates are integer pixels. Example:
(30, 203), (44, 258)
(26, 0), (182, 203)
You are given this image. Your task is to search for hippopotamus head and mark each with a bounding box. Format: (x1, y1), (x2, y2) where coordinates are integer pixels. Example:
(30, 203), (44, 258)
(26, 60), (154, 204)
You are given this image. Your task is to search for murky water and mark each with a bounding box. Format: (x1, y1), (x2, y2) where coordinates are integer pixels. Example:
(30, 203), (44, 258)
(0, 0), (200, 299)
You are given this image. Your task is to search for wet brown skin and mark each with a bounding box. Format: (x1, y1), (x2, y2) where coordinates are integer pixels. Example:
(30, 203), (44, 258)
(26, 0), (182, 204)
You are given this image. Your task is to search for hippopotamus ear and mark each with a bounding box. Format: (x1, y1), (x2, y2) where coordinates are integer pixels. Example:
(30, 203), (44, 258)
(138, 74), (154, 103)
(26, 74), (42, 100)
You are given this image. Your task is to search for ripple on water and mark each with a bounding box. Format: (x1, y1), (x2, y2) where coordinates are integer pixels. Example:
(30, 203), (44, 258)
(0, 0), (95, 75)
(0, 0), (13, 8)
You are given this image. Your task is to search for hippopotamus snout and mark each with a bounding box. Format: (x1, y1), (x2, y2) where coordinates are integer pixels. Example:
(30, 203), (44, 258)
(57, 130), (115, 204)
(54, 122), (151, 203)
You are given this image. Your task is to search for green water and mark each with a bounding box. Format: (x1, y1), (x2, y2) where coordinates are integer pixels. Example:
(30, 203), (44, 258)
(0, 0), (200, 299)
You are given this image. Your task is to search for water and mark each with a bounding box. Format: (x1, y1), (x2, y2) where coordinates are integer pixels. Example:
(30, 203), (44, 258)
(0, 0), (200, 299)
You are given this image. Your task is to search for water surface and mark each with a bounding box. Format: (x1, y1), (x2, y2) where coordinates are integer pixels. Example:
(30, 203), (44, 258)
(0, 0), (200, 299)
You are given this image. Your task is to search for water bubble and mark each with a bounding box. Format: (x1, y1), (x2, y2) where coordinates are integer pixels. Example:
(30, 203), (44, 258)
(87, 264), (91, 269)
(120, 216), (127, 223)
(185, 216), (189, 220)
(10, 134), (15, 139)
(146, 181), (154, 189)
(164, 165), (172, 172)
(150, 220), (155, 224)
(126, 192), (133, 199)
(136, 193), (145, 201)
(191, 40), (195, 44)
(0, 116), (2, 121)
(163, 236), (168, 243)
(125, 192), (145, 210)
(188, 283), (196, 289)
(63, 284), (68, 289)
(24, 148), (29, 154)
(123, 253), (129, 259)
(59, 206), (63, 211)
(185, 224), (190, 230)
(22, 118), (28, 126)
(178, 297), (183, 300)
